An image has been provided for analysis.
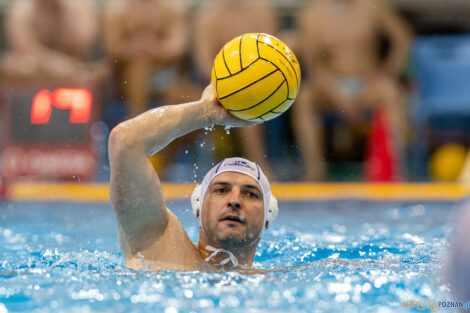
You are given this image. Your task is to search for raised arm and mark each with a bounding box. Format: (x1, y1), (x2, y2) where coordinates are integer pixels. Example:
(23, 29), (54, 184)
(108, 85), (255, 269)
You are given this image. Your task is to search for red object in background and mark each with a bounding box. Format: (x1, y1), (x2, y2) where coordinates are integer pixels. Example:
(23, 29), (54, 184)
(363, 109), (400, 181)
(0, 81), (102, 182)
(52, 88), (93, 123)
(31, 89), (53, 124)
(31, 88), (93, 124)
(0, 178), (7, 200)
(1, 145), (96, 180)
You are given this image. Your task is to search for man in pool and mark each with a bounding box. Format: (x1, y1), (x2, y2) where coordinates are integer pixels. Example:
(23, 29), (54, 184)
(108, 85), (278, 272)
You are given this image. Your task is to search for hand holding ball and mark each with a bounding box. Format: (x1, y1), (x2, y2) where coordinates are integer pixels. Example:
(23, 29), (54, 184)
(211, 33), (301, 122)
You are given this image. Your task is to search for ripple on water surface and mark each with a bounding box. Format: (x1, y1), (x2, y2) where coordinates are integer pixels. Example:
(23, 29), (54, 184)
(0, 201), (457, 312)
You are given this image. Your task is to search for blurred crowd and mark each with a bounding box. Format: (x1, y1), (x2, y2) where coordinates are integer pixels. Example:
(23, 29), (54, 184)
(1, 0), (469, 182)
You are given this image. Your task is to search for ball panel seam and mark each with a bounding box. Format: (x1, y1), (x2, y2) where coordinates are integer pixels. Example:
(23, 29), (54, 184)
(239, 34), (244, 70)
(218, 69), (279, 100)
(222, 44), (232, 75)
(215, 58), (262, 81)
(259, 57), (291, 101)
(246, 98), (290, 121)
(258, 41), (300, 89)
(228, 80), (286, 112)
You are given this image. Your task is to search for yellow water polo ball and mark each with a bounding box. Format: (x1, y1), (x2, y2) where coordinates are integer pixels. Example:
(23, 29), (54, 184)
(211, 33), (301, 122)
(429, 143), (468, 181)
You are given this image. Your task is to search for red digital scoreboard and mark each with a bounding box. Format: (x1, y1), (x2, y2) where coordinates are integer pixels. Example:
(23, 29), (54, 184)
(0, 82), (102, 182)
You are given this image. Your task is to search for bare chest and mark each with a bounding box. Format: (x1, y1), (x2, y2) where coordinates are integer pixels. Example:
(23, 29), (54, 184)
(315, 4), (377, 49)
(123, 4), (170, 34)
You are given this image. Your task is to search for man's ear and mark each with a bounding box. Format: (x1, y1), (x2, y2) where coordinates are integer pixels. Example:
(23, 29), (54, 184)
(265, 221), (269, 229)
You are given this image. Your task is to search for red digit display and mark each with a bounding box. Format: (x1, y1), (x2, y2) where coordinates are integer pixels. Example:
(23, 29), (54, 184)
(30, 89), (53, 124)
(30, 88), (93, 124)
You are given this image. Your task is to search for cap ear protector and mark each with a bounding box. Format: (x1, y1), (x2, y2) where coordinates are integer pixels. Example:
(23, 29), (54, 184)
(191, 183), (278, 229)
(191, 184), (203, 220)
(266, 194), (278, 226)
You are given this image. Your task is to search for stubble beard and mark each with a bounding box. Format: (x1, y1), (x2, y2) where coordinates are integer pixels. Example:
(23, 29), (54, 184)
(213, 223), (261, 251)
(213, 224), (246, 249)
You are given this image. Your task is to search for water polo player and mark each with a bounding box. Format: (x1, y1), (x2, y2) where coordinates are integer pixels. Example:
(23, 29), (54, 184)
(108, 85), (278, 271)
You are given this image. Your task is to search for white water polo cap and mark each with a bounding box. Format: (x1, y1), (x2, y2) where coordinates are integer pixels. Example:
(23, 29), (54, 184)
(191, 157), (278, 231)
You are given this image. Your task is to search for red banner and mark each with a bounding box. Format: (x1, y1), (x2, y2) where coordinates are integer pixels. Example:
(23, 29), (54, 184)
(1, 146), (96, 180)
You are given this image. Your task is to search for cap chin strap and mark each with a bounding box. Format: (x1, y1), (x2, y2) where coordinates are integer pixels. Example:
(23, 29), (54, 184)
(204, 245), (239, 267)
(191, 184), (278, 230)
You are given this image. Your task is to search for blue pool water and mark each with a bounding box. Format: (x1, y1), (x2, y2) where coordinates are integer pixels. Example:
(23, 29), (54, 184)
(0, 200), (460, 312)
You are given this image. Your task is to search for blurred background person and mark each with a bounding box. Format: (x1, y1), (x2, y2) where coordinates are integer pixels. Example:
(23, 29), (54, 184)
(1, 0), (102, 82)
(193, 0), (279, 180)
(294, 0), (412, 181)
(103, 0), (204, 181)
(103, 0), (197, 118)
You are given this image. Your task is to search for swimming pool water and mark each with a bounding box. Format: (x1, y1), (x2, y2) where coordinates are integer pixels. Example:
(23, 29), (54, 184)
(0, 200), (459, 312)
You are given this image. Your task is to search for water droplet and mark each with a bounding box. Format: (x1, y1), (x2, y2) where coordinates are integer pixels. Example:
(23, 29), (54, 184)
(138, 252), (147, 270)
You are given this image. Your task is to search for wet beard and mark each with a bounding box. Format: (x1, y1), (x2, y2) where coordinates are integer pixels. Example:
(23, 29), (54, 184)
(215, 228), (260, 251)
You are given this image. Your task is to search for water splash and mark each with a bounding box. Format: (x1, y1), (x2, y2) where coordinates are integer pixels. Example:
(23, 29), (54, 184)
(0, 201), (455, 313)
(204, 126), (214, 132)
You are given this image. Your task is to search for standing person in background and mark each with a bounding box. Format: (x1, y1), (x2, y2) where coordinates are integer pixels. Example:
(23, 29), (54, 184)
(103, 0), (197, 118)
(2, 0), (103, 81)
(193, 0), (279, 180)
(295, 0), (412, 181)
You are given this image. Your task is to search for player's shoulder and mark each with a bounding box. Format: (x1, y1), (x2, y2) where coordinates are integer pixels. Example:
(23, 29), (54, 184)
(121, 210), (202, 271)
